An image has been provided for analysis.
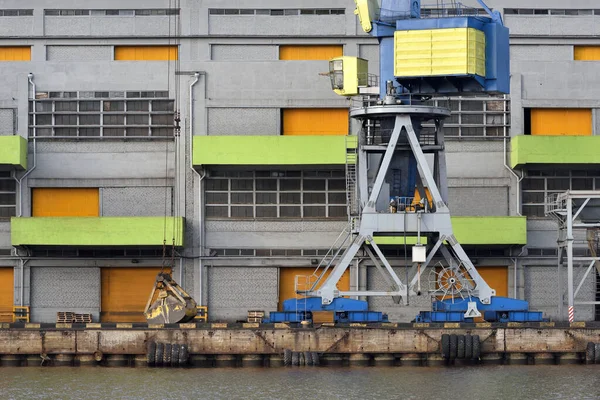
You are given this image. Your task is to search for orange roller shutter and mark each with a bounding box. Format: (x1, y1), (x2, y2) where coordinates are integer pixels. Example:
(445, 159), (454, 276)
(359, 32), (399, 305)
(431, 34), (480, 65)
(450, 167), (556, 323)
(477, 266), (508, 298)
(0, 268), (14, 322)
(101, 267), (170, 322)
(279, 45), (343, 60)
(278, 267), (350, 311)
(0, 47), (31, 61)
(32, 188), (99, 217)
(282, 108), (349, 136)
(114, 46), (178, 61)
(530, 108), (592, 136)
(574, 46), (600, 61)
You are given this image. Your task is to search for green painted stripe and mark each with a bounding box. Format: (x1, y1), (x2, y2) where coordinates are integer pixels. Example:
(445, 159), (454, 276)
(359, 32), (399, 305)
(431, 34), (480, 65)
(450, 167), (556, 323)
(0, 136), (27, 169)
(11, 217), (184, 246)
(511, 135), (600, 168)
(193, 135), (349, 165)
(371, 236), (428, 245)
(453, 216), (527, 245)
(372, 217), (526, 246)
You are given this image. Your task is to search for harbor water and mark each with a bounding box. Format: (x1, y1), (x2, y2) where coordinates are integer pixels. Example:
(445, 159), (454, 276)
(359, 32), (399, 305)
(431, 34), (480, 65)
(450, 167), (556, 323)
(0, 365), (599, 400)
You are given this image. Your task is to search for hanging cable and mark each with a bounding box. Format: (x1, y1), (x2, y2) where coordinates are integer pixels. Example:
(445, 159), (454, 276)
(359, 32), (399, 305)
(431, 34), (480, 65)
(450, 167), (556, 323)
(162, 0), (175, 272)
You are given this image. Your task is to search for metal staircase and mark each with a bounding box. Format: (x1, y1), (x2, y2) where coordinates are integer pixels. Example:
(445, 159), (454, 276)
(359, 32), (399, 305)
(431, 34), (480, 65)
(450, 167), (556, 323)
(345, 135), (359, 218)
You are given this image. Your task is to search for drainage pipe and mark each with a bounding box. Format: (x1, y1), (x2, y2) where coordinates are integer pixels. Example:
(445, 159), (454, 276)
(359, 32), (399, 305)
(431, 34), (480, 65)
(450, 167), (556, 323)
(16, 73), (38, 217)
(189, 72), (207, 305)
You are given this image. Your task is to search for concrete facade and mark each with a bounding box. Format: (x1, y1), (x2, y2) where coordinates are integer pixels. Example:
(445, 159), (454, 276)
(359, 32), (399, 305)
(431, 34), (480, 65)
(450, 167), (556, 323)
(0, 0), (597, 323)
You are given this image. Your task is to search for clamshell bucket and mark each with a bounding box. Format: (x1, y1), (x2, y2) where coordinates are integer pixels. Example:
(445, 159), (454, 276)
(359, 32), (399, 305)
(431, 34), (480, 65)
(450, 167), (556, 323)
(144, 272), (197, 324)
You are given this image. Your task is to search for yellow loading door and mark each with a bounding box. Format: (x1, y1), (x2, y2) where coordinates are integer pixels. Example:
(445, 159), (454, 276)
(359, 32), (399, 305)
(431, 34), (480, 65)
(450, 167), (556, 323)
(477, 266), (508, 297)
(0, 268), (14, 322)
(279, 45), (342, 60)
(101, 267), (170, 322)
(574, 46), (600, 61)
(530, 108), (592, 136)
(114, 46), (178, 61)
(0, 47), (31, 61)
(282, 109), (349, 136)
(32, 188), (99, 217)
(279, 267), (350, 322)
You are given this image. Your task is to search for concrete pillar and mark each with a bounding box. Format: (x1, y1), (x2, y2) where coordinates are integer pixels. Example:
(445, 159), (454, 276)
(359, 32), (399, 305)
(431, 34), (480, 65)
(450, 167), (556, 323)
(533, 353), (555, 365)
(269, 354), (284, 367)
(26, 354), (43, 367)
(214, 354), (236, 368)
(321, 353), (344, 366)
(348, 353), (371, 366)
(426, 354), (445, 367)
(54, 354), (74, 366)
(372, 353), (395, 367)
(506, 353), (528, 365)
(1, 355), (23, 367)
(557, 353), (580, 365)
(106, 354), (129, 367)
(134, 355), (149, 368)
(241, 354), (263, 367)
(480, 353), (503, 365)
(190, 354), (212, 367)
(76, 354), (97, 366)
(399, 353), (421, 367)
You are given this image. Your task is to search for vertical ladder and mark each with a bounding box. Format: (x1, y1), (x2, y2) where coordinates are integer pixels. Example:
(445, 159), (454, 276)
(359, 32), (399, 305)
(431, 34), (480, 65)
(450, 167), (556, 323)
(345, 135), (359, 218)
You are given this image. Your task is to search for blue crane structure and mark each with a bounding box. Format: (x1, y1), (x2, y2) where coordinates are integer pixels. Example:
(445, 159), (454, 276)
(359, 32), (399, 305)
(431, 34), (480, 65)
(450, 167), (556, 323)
(267, 0), (544, 324)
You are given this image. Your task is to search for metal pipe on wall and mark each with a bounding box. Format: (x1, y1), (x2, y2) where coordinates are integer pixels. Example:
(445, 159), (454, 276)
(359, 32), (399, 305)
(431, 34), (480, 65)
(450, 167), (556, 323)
(189, 71), (207, 305)
(16, 73), (38, 217)
(503, 95), (523, 216)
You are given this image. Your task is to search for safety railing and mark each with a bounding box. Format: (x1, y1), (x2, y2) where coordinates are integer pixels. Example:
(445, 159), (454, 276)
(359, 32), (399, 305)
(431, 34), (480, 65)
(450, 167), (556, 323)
(0, 306), (30, 323)
(389, 196), (429, 213)
(194, 306), (208, 322)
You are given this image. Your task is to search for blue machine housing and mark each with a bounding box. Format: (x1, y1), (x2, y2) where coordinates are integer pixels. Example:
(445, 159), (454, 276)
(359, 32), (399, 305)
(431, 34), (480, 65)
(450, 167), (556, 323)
(415, 297), (546, 323)
(267, 297), (388, 324)
(372, 2), (509, 96)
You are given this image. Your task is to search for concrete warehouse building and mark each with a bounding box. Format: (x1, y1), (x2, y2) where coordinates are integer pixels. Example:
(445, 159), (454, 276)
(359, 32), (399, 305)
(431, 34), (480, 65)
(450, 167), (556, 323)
(0, 0), (598, 324)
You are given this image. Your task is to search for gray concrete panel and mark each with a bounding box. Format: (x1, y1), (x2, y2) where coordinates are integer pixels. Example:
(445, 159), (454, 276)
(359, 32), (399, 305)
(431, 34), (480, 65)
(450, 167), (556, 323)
(445, 141), (508, 179)
(205, 61), (340, 101)
(525, 265), (595, 322)
(30, 267), (100, 323)
(0, 109), (15, 135)
(358, 44), (379, 76)
(510, 45), (573, 62)
(0, 17), (34, 37)
(47, 46), (113, 61)
(208, 108), (278, 135)
(448, 186), (509, 216)
(101, 187), (172, 217)
(211, 45), (278, 61)
(506, 16), (600, 37)
(206, 266), (277, 322)
(208, 15), (346, 36)
(0, 221), (10, 249)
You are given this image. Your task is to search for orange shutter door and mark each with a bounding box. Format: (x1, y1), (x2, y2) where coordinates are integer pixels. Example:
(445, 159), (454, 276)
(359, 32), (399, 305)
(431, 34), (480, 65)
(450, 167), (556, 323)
(0, 47), (31, 61)
(279, 45), (343, 60)
(477, 266), (508, 298)
(0, 268), (14, 322)
(278, 267), (350, 311)
(530, 109), (592, 136)
(100, 267), (171, 322)
(114, 46), (178, 61)
(282, 108), (348, 136)
(574, 46), (600, 61)
(32, 188), (99, 217)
